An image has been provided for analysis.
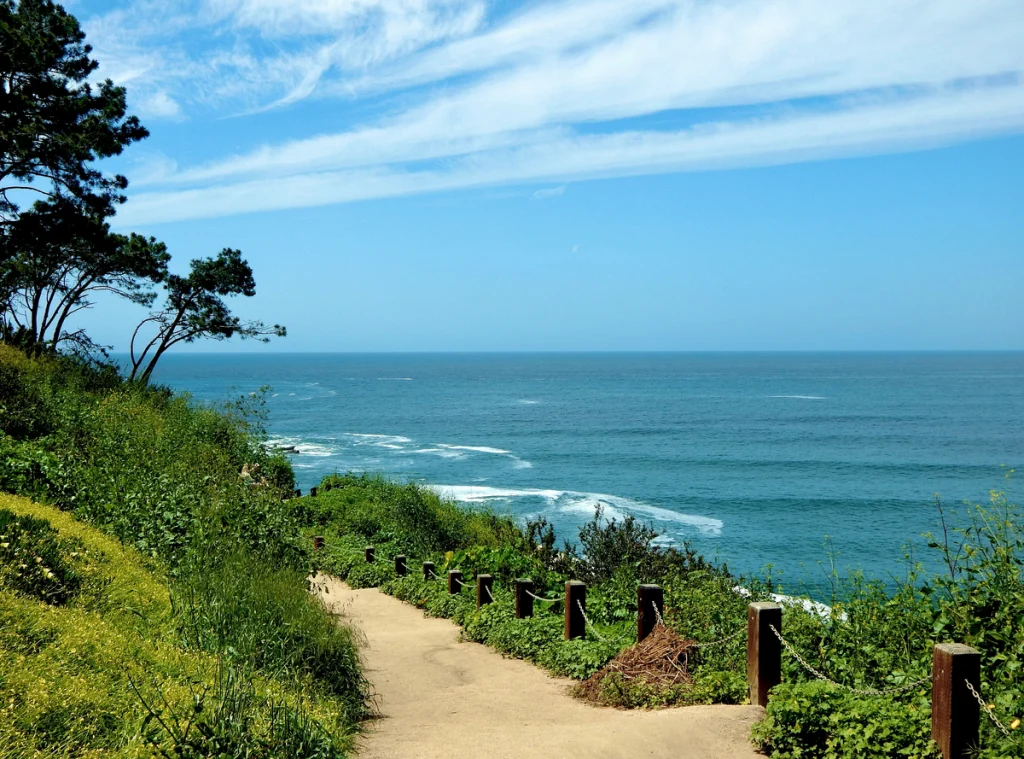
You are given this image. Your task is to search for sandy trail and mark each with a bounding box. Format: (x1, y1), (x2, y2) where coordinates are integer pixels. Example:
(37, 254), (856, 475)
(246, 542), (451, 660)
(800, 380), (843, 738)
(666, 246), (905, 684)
(317, 577), (764, 759)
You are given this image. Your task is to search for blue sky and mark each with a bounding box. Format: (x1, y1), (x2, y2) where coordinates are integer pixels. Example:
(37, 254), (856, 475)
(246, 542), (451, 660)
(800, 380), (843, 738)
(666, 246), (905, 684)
(70, 0), (1024, 351)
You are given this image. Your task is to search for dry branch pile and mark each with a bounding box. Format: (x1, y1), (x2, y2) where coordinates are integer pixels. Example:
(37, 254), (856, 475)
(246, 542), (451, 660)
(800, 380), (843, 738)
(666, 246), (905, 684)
(573, 624), (695, 705)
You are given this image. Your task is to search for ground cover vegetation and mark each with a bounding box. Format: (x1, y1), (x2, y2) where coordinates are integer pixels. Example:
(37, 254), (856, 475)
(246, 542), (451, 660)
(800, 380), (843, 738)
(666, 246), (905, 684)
(0, 344), (369, 757)
(302, 473), (1023, 759)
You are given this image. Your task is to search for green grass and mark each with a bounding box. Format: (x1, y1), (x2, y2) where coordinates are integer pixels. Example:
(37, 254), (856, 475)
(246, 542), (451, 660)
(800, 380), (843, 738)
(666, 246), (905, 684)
(0, 495), (357, 758)
(0, 344), (368, 758)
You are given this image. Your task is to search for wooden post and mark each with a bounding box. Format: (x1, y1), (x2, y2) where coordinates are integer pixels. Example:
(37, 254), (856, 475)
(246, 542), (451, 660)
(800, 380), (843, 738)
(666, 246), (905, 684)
(932, 643), (981, 759)
(364, 546), (375, 563)
(448, 570), (463, 595)
(564, 581), (586, 640)
(747, 602), (782, 707)
(637, 584), (664, 643)
(310, 486), (318, 497)
(515, 579), (535, 619)
(395, 555), (407, 576)
(423, 561), (435, 581)
(313, 535), (324, 551)
(477, 574), (494, 609)
(294, 488), (302, 498)
(324, 482), (333, 492)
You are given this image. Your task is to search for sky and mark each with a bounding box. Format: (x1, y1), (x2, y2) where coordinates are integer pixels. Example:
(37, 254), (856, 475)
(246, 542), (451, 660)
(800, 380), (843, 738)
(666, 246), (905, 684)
(67, 0), (1024, 352)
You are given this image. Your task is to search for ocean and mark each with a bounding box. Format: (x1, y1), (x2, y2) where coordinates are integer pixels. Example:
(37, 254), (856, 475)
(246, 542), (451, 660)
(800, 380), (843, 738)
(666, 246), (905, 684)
(147, 352), (1024, 590)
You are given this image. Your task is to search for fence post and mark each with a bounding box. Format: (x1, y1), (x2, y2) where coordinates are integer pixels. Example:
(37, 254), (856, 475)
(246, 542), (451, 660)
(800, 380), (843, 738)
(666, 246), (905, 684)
(423, 561), (435, 581)
(310, 486), (318, 497)
(395, 555), (407, 577)
(747, 602), (782, 707)
(932, 643), (981, 759)
(477, 574), (494, 609)
(324, 482), (333, 492)
(637, 584), (664, 643)
(294, 488), (302, 498)
(448, 569), (463, 595)
(565, 581), (586, 640)
(364, 546), (375, 563)
(313, 535), (324, 551)
(515, 579), (534, 619)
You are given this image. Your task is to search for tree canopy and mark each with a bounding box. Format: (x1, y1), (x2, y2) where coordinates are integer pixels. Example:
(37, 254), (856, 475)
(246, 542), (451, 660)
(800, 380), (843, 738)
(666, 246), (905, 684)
(0, 0), (148, 229)
(129, 249), (286, 384)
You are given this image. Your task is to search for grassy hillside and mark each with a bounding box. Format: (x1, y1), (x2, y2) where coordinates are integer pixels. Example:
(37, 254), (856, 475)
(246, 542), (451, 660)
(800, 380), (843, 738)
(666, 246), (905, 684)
(0, 345), (367, 758)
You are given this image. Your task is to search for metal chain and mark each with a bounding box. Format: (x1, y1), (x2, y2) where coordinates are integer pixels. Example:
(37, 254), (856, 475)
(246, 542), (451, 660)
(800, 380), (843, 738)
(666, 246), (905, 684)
(485, 585), (496, 602)
(576, 600), (609, 642)
(525, 589), (561, 603)
(690, 629), (745, 650)
(651, 600), (665, 627)
(427, 569), (440, 580)
(965, 679), (1015, 739)
(452, 576), (469, 588)
(769, 625), (930, 696)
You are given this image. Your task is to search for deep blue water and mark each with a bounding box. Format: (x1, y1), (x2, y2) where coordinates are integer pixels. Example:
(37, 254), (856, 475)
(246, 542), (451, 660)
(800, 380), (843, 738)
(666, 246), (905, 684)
(146, 352), (1024, 589)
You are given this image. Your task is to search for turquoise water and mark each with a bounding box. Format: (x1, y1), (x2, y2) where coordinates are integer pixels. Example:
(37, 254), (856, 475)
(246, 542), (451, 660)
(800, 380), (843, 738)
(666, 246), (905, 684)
(148, 352), (1024, 588)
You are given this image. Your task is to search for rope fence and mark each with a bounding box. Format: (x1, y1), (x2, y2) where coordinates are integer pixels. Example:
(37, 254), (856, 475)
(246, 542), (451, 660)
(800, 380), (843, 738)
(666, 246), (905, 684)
(321, 534), (1016, 759)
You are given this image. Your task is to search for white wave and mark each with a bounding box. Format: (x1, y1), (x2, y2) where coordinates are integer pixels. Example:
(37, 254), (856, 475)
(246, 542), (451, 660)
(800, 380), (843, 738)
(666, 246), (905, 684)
(512, 459), (533, 469)
(435, 444), (512, 455)
(411, 447), (465, 459)
(293, 442), (336, 457)
(376, 377), (413, 381)
(432, 485), (722, 536)
(518, 399), (539, 405)
(347, 433), (413, 442)
(431, 485), (564, 502)
(767, 395), (826, 400)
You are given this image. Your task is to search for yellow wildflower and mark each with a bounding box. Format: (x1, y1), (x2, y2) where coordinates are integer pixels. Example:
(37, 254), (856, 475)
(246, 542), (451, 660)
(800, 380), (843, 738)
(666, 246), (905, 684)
(1010, 718), (1020, 730)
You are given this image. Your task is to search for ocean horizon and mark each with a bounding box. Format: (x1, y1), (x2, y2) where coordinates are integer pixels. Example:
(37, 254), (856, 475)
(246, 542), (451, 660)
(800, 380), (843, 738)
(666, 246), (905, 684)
(140, 350), (1024, 594)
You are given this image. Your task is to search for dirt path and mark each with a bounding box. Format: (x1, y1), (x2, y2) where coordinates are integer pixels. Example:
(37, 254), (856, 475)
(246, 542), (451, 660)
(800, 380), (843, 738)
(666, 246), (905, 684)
(317, 577), (764, 759)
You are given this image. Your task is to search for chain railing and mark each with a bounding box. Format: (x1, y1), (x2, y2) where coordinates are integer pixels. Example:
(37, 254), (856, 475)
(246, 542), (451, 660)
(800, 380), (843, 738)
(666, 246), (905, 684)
(525, 589), (561, 604)
(768, 623), (930, 696)
(330, 544), (1016, 757)
(965, 679), (1017, 740)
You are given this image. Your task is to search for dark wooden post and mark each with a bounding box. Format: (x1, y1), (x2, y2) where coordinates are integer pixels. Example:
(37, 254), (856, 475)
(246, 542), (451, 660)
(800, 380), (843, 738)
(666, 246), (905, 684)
(310, 486), (318, 497)
(423, 561), (435, 581)
(313, 535), (325, 551)
(932, 643), (981, 759)
(448, 570), (463, 595)
(324, 482), (333, 492)
(364, 546), (375, 563)
(637, 584), (664, 643)
(294, 488), (302, 498)
(747, 602), (782, 707)
(477, 574), (494, 609)
(395, 555), (407, 576)
(564, 581), (586, 640)
(515, 579), (535, 619)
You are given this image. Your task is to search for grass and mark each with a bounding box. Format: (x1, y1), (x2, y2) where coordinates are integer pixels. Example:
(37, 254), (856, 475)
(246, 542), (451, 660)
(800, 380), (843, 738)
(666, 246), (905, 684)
(0, 344), (368, 758)
(0, 494), (357, 758)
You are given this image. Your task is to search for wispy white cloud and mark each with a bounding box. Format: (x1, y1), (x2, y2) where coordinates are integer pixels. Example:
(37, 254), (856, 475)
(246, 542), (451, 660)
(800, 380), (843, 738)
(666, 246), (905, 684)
(532, 185), (566, 200)
(116, 82), (1024, 226)
(79, 0), (1024, 223)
